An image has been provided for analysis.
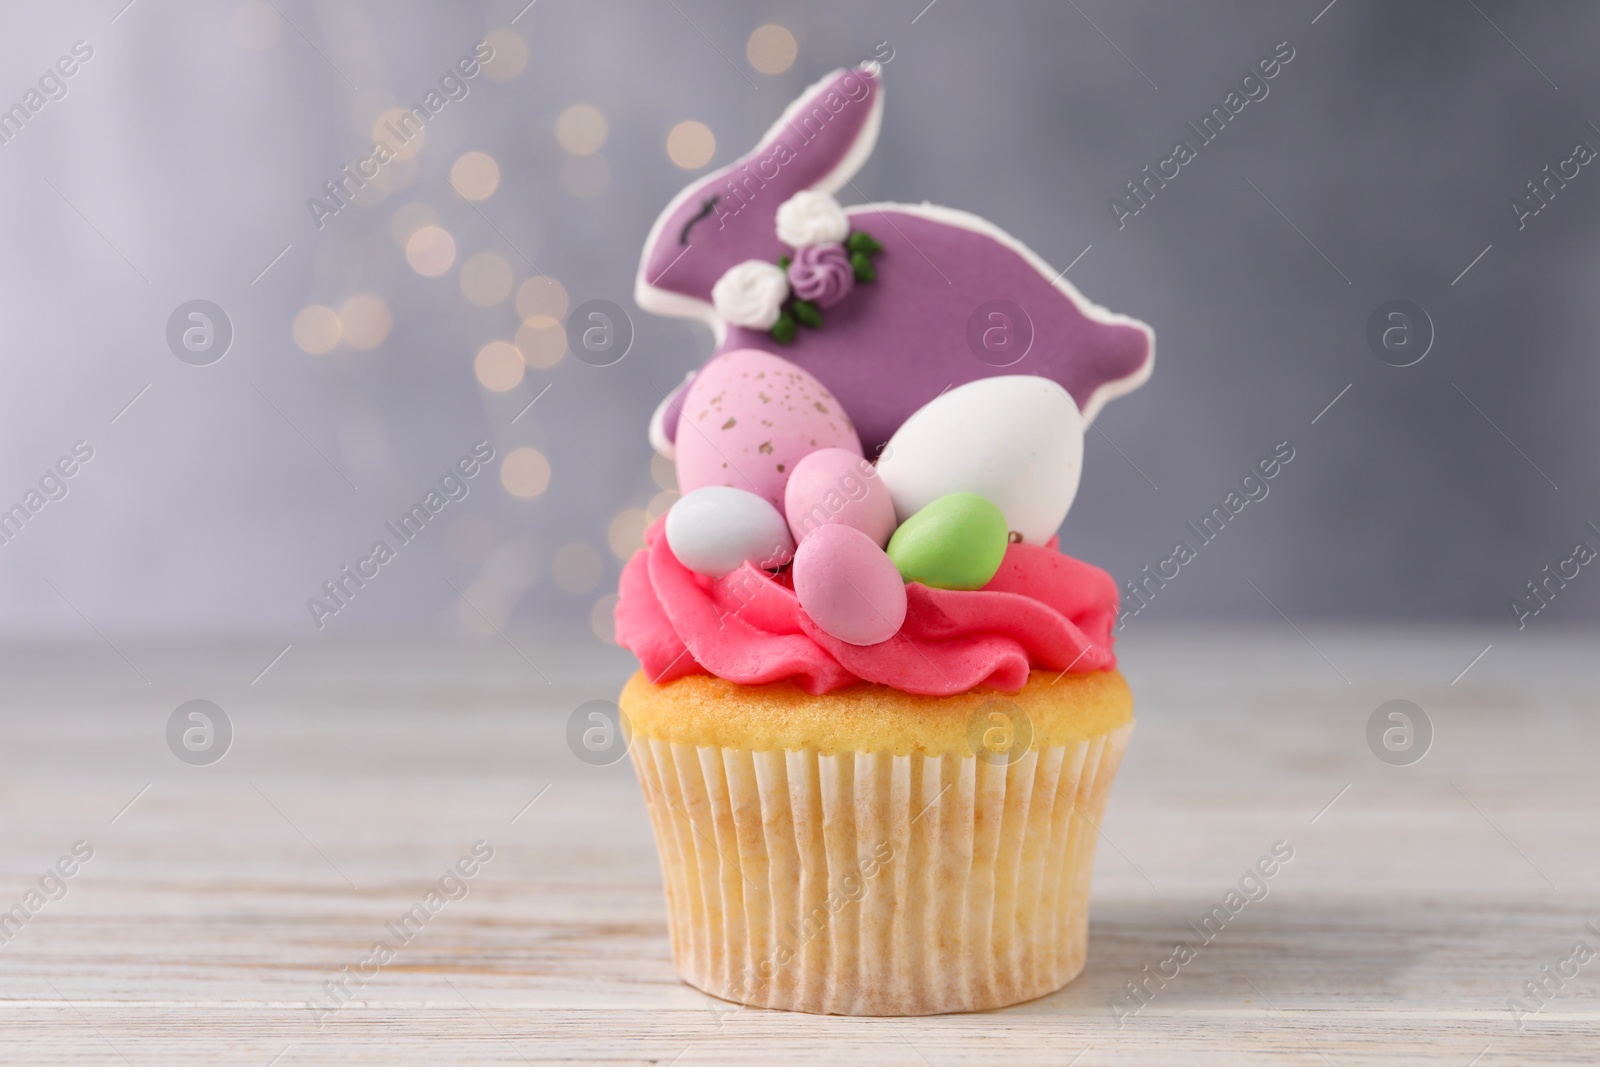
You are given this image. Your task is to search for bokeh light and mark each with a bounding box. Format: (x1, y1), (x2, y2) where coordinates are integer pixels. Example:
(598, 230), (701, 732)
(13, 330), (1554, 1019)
(390, 201), (438, 248)
(450, 151), (500, 201)
(556, 104), (608, 156)
(650, 453), (678, 491)
(500, 447), (551, 499)
(474, 340), (525, 392)
(607, 508), (650, 560)
(405, 225), (456, 276)
(515, 316), (567, 369)
(560, 154), (610, 198)
(666, 121), (716, 169)
(230, 1), (283, 50)
(459, 252), (513, 306)
(339, 295), (392, 351)
(516, 276), (569, 322)
(292, 305), (341, 355)
(746, 24), (798, 74)
(590, 594), (619, 644)
(335, 155), (416, 209)
(481, 28), (529, 82)
(373, 107), (425, 161)
(346, 165), (394, 208)
(552, 542), (603, 593)
(349, 90), (395, 138)
(646, 489), (679, 521)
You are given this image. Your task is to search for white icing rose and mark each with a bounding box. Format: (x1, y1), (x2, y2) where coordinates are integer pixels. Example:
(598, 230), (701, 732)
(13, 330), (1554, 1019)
(711, 260), (790, 330)
(775, 190), (850, 248)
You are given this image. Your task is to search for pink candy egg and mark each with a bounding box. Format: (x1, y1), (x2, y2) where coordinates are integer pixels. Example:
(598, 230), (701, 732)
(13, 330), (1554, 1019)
(791, 524), (907, 646)
(674, 349), (862, 512)
(784, 447), (897, 548)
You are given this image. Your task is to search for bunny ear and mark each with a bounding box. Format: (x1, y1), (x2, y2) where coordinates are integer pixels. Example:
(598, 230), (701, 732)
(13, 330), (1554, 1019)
(759, 65), (884, 197)
(636, 66), (884, 314)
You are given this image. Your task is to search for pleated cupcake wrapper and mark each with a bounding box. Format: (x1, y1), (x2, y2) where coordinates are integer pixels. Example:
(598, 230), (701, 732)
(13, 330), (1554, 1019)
(630, 723), (1132, 1016)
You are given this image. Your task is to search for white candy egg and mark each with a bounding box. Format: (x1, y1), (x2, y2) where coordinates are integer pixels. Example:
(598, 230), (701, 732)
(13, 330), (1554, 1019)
(664, 486), (796, 578)
(875, 375), (1084, 544)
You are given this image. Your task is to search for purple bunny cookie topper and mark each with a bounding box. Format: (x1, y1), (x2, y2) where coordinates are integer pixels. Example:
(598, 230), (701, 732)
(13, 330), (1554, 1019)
(636, 65), (1154, 458)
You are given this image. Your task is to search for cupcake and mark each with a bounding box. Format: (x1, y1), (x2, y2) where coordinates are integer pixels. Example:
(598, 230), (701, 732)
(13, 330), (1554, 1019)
(616, 65), (1154, 1016)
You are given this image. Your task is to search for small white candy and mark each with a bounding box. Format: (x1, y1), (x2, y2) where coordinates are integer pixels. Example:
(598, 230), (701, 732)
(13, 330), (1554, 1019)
(665, 486), (796, 578)
(876, 375), (1085, 544)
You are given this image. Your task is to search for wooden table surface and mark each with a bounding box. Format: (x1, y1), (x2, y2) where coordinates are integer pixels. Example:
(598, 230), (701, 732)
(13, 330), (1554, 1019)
(1, 626), (1595, 1065)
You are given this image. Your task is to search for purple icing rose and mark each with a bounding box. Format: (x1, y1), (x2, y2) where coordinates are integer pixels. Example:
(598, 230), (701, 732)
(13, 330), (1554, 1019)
(786, 243), (855, 308)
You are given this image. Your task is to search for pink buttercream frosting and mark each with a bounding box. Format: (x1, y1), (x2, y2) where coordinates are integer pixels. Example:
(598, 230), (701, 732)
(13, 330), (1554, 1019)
(615, 517), (1119, 697)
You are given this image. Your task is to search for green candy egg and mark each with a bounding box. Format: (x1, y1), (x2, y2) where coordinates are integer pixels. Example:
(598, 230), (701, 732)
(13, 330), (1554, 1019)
(886, 492), (1010, 590)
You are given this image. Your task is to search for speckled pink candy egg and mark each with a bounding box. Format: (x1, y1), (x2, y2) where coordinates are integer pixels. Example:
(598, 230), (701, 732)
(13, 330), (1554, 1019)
(791, 524), (907, 646)
(784, 447), (897, 548)
(674, 349), (862, 513)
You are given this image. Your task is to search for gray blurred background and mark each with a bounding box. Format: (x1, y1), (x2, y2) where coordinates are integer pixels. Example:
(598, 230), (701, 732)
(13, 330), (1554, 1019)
(2, 0), (1596, 649)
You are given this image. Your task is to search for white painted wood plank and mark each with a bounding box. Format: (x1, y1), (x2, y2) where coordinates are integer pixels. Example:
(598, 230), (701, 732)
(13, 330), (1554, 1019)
(0, 628), (1594, 1064)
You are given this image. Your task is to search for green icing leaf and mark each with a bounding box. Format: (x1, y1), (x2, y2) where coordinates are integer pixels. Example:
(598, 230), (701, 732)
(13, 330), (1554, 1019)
(771, 312), (797, 344)
(792, 300), (822, 329)
(851, 251), (876, 283)
(778, 255), (791, 270)
(847, 231), (883, 255)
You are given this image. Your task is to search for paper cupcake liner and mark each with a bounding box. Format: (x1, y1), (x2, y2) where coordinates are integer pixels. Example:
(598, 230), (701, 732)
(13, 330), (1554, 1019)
(629, 723), (1132, 1016)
